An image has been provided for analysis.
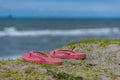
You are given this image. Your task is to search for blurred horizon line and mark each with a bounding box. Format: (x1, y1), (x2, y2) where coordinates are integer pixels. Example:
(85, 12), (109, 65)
(1, 16), (120, 19)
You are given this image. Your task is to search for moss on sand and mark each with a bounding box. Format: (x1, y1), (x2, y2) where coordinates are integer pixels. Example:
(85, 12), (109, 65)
(0, 39), (120, 80)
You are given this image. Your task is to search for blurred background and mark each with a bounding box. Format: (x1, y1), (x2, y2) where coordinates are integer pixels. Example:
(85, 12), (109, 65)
(0, 0), (120, 59)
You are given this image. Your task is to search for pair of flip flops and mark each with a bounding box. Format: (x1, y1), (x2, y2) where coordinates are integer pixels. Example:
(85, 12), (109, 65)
(22, 50), (86, 65)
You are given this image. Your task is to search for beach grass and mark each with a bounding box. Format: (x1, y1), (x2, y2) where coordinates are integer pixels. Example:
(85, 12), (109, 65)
(0, 39), (120, 80)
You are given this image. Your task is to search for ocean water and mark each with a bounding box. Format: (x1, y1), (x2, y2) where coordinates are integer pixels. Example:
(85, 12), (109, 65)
(0, 18), (120, 59)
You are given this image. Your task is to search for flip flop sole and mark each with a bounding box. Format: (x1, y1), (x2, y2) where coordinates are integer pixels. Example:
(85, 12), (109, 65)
(51, 50), (86, 59)
(22, 53), (62, 65)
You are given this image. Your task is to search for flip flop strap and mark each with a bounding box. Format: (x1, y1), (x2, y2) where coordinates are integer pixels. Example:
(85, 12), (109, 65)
(53, 50), (77, 55)
(30, 50), (51, 58)
(29, 52), (45, 61)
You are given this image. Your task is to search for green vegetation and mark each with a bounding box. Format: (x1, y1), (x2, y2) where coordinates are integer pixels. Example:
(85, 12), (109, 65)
(0, 39), (120, 80)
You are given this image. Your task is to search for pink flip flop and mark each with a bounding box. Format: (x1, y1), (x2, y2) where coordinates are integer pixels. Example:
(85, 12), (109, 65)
(51, 50), (86, 59)
(22, 50), (62, 65)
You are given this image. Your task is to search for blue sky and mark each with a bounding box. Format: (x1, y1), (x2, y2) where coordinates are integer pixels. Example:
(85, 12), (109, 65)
(0, 0), (120, 18)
